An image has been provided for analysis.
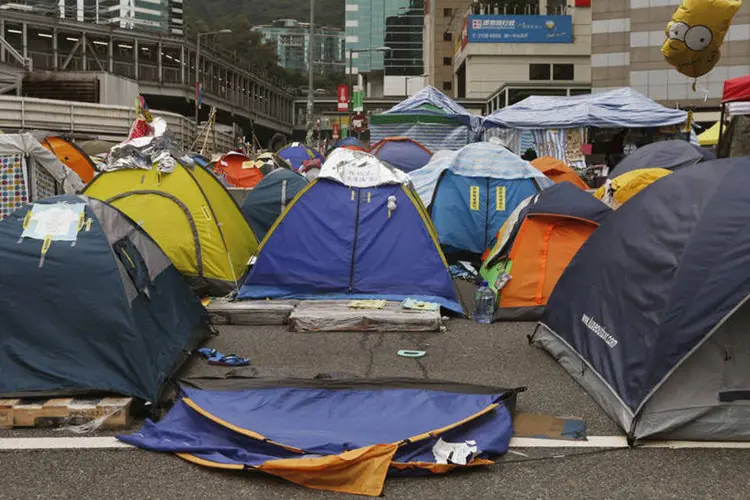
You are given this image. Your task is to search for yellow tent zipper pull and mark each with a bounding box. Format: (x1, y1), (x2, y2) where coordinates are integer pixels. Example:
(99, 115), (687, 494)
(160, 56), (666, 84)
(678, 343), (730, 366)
(39, 235), (52, 268)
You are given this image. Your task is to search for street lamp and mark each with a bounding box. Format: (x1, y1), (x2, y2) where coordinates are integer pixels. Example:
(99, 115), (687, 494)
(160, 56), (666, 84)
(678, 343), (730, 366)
(195, 29), (232, 126)
(348, 46), (390, 132)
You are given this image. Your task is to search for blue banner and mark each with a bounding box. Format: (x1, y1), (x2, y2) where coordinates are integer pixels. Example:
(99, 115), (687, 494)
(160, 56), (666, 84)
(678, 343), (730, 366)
(467, 15), (573, 43)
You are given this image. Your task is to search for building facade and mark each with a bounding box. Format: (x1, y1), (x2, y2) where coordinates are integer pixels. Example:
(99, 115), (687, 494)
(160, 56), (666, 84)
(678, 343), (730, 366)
(451, 0), (592, 102)
(423, 0), (470, 95)
(0, 0), (183, 35)
(253, 19), (345, 75)
(592, 0), (750, 111)
(345, 0), (425, 97)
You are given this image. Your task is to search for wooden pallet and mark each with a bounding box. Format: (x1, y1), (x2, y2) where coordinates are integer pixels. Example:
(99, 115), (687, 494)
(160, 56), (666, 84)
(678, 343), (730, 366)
(289, 300), (445, 333)
(206, 299), (298, 326)
(0, 397), (133, 429)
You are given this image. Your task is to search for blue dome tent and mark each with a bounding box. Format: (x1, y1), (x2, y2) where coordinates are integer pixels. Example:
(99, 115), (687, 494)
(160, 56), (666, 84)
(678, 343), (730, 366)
(277, 142), (325, 171)
(370, 137), (433, 173)
(238, 149), (462, 313)
(241, 168), (308, 241)
(410, 142), (552, 258)
(531, 157), (750, 441)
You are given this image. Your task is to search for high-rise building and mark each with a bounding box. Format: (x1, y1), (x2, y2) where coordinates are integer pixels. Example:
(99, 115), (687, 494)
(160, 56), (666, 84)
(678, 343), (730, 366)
(254, 19), (345, 75)
(0, 0), (183, 35)
(423, 0), (468, 95)
(591, 0), (750, 111)
(345, 0), (425, 97)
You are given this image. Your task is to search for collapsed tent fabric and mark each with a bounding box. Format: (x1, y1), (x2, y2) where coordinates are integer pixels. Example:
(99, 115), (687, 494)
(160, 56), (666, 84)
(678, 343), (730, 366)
(594, 168), (671, 209)
(531, 157), (750, 441)
(41, 136), (98, 184)
(531, 157), (589, 190)
(212, 151), (263, 188)
(241, 169), (308, 241)
(84, 161), (258, 296)
(410, 142), (552, 257)
(370, 137), (433, 173)
(480, 183), (611, 321)
(0, 195), (209, 401)
(0, 134), (84, 220)
(483, 88), (688, 130)
(610, 139), (709, 177)
(238, 149), (462, 313)
(277, 142), (325, 171)
(370, 86), (481, 151)
(120, 379), (519, 496)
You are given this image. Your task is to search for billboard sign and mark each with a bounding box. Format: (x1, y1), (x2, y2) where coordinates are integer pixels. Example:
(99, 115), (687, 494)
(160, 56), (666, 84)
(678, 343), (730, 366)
(467, 15), (573, 43)
(352, 89), (364, 112)
(337, 85), (349, 112)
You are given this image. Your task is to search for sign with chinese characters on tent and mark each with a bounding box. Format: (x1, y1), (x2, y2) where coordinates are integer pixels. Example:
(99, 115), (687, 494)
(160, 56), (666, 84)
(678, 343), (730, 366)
(467, 15), (573, 43)
(337, 85), (349, 112)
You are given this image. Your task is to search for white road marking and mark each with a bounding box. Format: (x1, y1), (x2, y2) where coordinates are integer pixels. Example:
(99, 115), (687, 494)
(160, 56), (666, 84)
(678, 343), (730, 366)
(2, 435), (750, 452)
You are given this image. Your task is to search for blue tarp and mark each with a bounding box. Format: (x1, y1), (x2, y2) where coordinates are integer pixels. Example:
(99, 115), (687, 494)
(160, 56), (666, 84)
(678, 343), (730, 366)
(119, 381), (516, 495)
(238, 175), (462, 313)
(483, 88), (688, 130)
(610, 139), (713, 177)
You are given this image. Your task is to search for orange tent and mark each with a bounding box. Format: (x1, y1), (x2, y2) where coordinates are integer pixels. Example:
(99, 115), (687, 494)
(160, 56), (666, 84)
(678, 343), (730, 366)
(531, 157), (589, 190)
(212, 151), (263, 188)
(41, 136), (98, 183)
(479, 183), (611, 321)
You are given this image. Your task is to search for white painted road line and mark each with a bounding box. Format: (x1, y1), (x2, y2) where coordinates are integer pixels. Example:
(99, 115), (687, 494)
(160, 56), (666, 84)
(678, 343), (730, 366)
(2, 435), (750, 451)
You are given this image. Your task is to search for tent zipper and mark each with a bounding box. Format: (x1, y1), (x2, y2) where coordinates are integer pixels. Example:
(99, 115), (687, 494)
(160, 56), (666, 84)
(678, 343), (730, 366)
(348, 188), (361, 293)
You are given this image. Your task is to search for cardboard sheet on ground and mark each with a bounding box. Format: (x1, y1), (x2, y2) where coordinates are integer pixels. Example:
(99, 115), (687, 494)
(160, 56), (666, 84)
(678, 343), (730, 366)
(21, 202), (85, 242)
(512, 413), (587, 441)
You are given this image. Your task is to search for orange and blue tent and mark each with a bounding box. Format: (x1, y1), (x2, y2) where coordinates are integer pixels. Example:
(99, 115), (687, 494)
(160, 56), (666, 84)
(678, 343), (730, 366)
(119, 379), (520, 496)
(370, 137), (432, 173)
(212, 151), (264, 188)
(41, 136), (98, 183)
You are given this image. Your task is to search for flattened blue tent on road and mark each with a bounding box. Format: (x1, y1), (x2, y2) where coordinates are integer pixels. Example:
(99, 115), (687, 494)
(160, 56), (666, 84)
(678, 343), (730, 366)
(0, 195), (209, 402)
(410, 142), (552, 257)
(532, 157), (750, 441)
(238, 149), (462, 313)
(120, 378), (520, 496)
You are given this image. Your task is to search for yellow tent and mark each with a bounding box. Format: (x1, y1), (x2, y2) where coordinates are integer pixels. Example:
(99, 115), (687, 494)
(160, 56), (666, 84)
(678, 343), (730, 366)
(594, 168), (672, 209)
(697, 121), (724, 146)
(84, 162), (258, 295)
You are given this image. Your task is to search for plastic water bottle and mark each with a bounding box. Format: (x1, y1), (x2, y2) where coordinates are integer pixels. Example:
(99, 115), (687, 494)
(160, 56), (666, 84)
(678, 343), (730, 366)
(473, 281), (495, 324)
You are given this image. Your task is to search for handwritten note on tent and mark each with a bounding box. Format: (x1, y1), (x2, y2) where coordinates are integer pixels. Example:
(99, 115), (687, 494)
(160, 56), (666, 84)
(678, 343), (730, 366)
(21, 203), (86, 242)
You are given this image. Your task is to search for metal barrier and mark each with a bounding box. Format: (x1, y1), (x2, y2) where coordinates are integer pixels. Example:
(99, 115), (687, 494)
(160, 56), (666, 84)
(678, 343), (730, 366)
(0, 94), (234, 153)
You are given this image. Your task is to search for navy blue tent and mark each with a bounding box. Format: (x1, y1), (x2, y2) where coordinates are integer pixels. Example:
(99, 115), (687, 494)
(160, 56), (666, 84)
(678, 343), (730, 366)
(531, 157), (750, 441)
(238, 150), (462, 313)
(0, 195), (210, 401)
(120, 378), (519, 496)
(610, 139), (710, 177)
(241, 169), (308, 241)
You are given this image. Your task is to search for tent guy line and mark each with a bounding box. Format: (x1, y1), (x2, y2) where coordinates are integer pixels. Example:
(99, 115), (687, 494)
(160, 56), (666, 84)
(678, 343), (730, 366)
(6, 436), (750, 451)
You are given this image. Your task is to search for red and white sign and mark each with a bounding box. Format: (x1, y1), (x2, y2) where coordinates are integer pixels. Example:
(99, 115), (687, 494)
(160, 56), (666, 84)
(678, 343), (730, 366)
(332, 122), (340, 139)
(574, 0), (591, 6)
(351, 113), (367, 133)
(337, 85), (349, 112)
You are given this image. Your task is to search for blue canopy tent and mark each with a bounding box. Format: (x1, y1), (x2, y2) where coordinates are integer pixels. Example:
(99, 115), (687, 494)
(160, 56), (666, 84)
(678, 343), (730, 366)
(410, 142), (552, 258)
(241, 169), (308, 241)
(119, 378), (520, 496)
(531, 157), (750, 441)
(610, 139), (714, 177)
(370, 137), (433, 173)
(238, 149), (462, 313)
(370, 86), (482, 151)
(0, 195), (209, 402)
(331, 136), (366, 151)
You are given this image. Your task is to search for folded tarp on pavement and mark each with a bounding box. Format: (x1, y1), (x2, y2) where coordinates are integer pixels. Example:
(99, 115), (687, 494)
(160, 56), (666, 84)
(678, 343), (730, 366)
(120, 379), (520, 496)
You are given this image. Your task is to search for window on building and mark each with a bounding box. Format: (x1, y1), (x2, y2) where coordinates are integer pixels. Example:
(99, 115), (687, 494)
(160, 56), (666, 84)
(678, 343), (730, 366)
(443, 32), (452, 42)
(443, 56), (452, 66)
(529, 64), (551, 80)
(553, 64), (575, 81)
(443, 8), (452, 16)
(443, 81), (453, 91)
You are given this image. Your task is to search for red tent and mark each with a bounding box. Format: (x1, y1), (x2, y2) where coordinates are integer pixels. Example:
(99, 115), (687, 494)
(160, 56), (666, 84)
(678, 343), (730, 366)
(722, 75), (750, 103)
(213, 151), (263, 188)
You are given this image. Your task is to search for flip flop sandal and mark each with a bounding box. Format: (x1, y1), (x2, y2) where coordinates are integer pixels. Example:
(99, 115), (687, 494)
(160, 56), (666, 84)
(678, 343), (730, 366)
(208, 354), (250, 367)
(197, 348), (222, 360)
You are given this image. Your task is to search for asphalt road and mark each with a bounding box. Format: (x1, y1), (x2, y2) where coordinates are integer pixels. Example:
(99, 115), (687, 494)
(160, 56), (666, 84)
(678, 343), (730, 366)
(2, 320), (749, 499)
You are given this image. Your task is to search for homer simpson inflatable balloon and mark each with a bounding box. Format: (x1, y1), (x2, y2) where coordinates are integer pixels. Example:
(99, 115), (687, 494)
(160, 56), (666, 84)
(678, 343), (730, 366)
(661, 0), (743, 79)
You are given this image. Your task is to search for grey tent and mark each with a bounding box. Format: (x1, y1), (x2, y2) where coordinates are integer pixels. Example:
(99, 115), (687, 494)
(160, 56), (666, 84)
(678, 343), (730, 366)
(609, 139), (711, 177)
(531, 157), (750, 442)
(241, 168), (308, 241)
(0, 194), (210, 402)
(0, 133), (84, 220)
